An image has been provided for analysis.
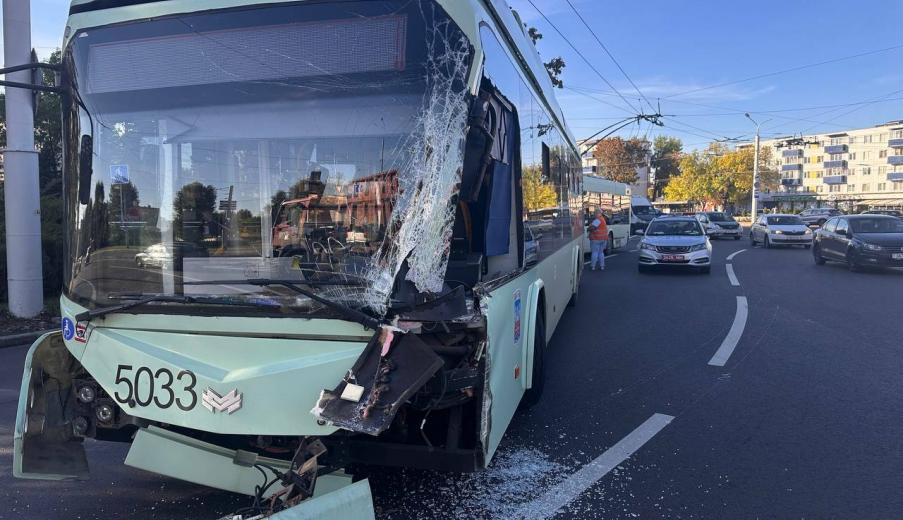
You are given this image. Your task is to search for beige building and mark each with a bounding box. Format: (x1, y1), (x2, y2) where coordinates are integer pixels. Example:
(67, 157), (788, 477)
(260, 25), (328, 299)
(747, 120), (903, 212)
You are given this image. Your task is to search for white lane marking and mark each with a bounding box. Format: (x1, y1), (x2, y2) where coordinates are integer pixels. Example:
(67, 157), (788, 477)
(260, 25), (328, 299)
(708, 296), (748, 367)
(512, 413), (674, 520)
(726, 248), (747, 261)
(726, 264), (740, 286)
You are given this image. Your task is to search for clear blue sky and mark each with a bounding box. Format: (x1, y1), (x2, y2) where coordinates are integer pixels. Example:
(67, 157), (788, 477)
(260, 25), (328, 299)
(6, 0), (903, 150)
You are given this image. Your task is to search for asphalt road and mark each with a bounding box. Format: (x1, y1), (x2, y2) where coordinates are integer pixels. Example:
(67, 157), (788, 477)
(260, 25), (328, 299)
(2, 236), (902, 519)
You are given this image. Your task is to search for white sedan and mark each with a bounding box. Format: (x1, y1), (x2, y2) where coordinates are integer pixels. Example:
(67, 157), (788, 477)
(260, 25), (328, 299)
(749, 214), (813, 248)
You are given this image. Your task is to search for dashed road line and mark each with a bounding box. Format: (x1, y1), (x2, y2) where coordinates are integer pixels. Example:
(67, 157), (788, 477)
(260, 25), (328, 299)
(726, 248), (747, 261)
(708, 296), (749, 367)
(726, 264), (740, 286)
(512, 413), (674, 519)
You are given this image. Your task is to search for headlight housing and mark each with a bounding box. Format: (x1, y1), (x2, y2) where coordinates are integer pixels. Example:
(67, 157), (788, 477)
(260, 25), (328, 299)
(804, 228), (812, 235)
(689, 242), (707, 252)
(640, 242), (657, 251)
(770, 229), (784, 235)
(862, 242), (882, 251)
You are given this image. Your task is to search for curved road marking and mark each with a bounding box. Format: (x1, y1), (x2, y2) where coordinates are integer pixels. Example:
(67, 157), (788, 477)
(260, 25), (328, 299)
(726, 248), (747, 261)
(512, 413), (674, 519)
(708, 296), (748, 367)
(726, 264), (740, 286)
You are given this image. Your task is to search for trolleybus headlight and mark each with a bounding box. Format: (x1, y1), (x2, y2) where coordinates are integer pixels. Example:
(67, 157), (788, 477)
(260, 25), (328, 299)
(77, 384), (96, 404)
(95, 404), (114, 423)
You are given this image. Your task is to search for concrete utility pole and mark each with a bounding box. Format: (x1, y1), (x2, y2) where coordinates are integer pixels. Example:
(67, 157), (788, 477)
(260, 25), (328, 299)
(3, 0), (44, 317)
(745, 113), (770, 223)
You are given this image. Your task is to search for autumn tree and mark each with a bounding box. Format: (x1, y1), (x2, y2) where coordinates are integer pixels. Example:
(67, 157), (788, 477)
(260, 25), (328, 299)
(592, 137), (650, 185)
(651, 136), (683, 199)
(663, 143), (778, 210)
(522, 165), (557, 212)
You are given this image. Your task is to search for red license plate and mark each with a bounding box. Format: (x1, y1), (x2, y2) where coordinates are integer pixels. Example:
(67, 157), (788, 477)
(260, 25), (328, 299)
(661, 254), (685, 262)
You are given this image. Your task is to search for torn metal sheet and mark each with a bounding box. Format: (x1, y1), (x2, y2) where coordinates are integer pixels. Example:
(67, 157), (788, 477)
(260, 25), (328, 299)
(313, 328), (444, 435)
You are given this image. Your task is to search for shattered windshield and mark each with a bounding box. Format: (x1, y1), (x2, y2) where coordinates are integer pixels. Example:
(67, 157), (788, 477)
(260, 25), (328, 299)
(63, 1), (472, 315)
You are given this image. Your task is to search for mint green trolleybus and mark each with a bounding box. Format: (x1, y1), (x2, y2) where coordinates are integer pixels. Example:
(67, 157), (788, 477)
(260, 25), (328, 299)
(14, 0), (583, 515)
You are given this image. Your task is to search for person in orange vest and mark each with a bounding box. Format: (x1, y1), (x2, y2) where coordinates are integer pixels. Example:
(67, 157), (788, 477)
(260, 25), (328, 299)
(588, 209), (609, 271)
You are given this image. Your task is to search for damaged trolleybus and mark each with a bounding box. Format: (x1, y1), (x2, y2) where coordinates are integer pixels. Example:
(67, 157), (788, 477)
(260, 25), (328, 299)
(13, 0), (584, 515)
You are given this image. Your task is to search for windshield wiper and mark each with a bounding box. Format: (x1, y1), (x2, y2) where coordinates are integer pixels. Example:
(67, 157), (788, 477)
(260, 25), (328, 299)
(75, 294), (280, 322)
(183, 278), (383, 330)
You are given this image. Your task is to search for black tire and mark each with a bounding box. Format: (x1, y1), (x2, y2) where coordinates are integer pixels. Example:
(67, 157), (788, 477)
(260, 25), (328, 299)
(522, 311), (546, 407)
(604, 232), (614, 254)
(750, 232), (757, 246)
(813, 244), (826, 265)
(804, 244), (811, 249)
(734, 235), (741, 240)
(764, 235), (771, 249)
(846, 250), (861, 272)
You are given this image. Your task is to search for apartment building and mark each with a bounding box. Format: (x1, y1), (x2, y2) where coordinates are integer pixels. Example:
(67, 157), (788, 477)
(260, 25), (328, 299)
(751, 120), (903, 212)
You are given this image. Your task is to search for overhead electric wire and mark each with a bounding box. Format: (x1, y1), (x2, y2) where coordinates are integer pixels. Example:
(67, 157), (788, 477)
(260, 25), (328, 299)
(562, 0), (656, 113)
(524, 0), (641, 114)
(568, 85), (637, 116)
(662, 43), (903, 99)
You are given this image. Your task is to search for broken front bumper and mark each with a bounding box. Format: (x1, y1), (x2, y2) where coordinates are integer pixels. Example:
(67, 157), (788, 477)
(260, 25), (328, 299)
(15, 333), (376, 519)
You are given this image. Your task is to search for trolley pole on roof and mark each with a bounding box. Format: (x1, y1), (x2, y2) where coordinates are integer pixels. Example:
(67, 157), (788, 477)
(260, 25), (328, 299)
(2, 0), (44, 317)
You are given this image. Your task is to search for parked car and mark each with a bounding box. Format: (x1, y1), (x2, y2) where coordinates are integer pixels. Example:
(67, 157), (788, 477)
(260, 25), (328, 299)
(813, 215), (903, 271)
(749, 214), (813, 248)
(799, 207), (842, 227)
(135, 241), (208, 269)
(860, 209), (903, 219)
(695, 211), (742, 240)
(524, 225), (539, 267)
(637, 216), (712, 274)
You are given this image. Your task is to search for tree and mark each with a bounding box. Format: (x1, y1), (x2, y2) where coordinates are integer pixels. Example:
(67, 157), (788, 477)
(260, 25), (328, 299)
(663, 143), (778, 210)
(544, 57), (565, 88)
(525, 25), (565, 88)
(522, 165), (557, 212)
(592, 137), (649, 185)
(174, 182), (217, 242)
(651, 136), (683, 199)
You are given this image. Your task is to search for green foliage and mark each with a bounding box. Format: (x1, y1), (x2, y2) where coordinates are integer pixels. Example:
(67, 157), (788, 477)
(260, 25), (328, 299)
(651, 136), (683, 199)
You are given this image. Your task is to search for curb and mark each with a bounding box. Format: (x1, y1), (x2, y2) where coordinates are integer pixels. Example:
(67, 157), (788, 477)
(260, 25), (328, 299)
(0, 329), (56, 349)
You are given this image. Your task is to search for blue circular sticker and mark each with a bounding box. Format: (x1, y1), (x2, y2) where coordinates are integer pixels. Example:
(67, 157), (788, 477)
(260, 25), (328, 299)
(62, 317), (75, 341)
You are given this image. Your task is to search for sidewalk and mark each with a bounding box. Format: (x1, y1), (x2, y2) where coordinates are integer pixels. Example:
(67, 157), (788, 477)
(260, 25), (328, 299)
(0, 310), (59, 348)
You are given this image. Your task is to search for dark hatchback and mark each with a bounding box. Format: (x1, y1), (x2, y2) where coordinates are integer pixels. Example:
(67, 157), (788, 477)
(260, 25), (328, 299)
(813, 215), (903, 271)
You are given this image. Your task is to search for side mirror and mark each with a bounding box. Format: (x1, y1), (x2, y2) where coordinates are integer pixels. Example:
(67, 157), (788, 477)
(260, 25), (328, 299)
(635, 229), (645, 235)
(78, 135), (93, 205)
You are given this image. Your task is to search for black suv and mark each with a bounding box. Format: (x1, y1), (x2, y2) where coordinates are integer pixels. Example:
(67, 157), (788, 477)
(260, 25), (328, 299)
(813, 215), (903, 271)
(799, 208), (842, 227)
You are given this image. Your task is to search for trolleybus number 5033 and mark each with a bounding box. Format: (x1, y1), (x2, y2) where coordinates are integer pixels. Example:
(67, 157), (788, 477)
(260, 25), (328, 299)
(113, 365), (198, 411)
